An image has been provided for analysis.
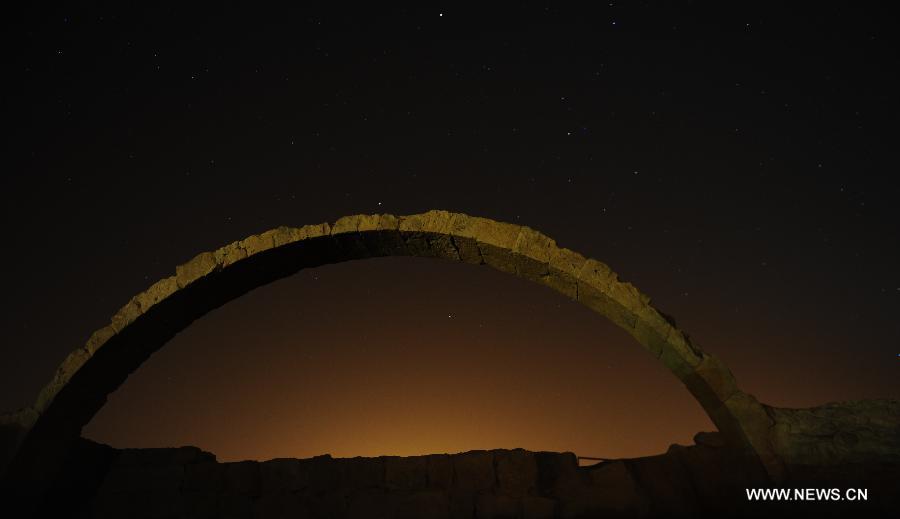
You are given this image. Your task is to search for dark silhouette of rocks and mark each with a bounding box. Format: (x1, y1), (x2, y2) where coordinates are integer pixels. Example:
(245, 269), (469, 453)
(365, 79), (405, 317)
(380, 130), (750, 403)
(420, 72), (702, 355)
(36, 433), (900, 518)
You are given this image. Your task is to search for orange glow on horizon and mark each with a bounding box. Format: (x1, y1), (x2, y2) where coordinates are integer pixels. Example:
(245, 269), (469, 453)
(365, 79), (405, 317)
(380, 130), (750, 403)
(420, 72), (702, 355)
(83, 256), (858, 462)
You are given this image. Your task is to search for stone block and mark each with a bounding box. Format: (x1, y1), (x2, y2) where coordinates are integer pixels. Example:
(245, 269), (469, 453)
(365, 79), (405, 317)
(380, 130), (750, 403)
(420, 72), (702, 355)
(346, 488), (393, 519)
(386, 455), (428, 490)
(175, 251), (218, 287)
(453, 451), (495, 493)
(308, 454), (342, 492)
(260, 457), (310, 493)
(583, 461), (643, 515)
(395, 490), (450, 519)
(339, 456), (384, 489)
(475, 493), (518, 519)
(223, 460), (261, 497)
(134, 276), (179, 313)
(184, 461), (224, 492)
(521, 496), (556, 519)
(427, 454), (454, 489)
(495, 449), (537, 497)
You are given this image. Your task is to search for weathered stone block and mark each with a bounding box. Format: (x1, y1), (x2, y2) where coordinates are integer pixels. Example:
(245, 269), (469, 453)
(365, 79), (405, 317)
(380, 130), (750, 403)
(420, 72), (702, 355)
(692, 353), (738, 402)
(521, 496), (556, 519)
(475, 492), (518, 519)
(332, 214), (362, 235)
(513, 227), (556, 263)
(386, 455), (428, 490)
(511, 254), (550, 282)
(240, 231), (276, 257)
(308, 454), (342, 492)
(267, 225), (301, 247)
(628, 317), (669, 359)
(453, 216), (521, 251)
(93, 489), (183, 519)
(478, 243), (518, 275)
(495, 449), (537, 497)
(213, 241), (248, 267)
(575, 282), (636, 330)
(583, 461), (643, 515)
(331, 219), (373, 259)
(400, 232), (460, 260)
(453, 451), (495, 492)
(134, 275), (178, 313)
(575, 258), (614, 291)
(534, 451), (582, 497)
(298, 222), (331, 240)
(449, 490), (476, 519)
(85, 325), (116, 355)
(450, 235), (483, 265)
(175, 251), (218, 287)
(339, 456), (384, 489)
(659, 345), (698, 381)
(399, 210), (456, 235)
(427, 454), (454, 489)
(346, 488), (394, 519)
(34, 346), (91, 413)
(306, 489), (349, 518)
(98, 464), (184, 494)
(396, 490), (450, 519)
(253, 490), (312, 519)
(216, 492), (255, 519)
(184, 460), (224, 492)
(110, 299), (142, 332)
(223, 460), (260, 497)
(180, 490), (219, 519)
(626, 453), (698, 518)
(260, 457), (310, 493)
(543, 267), (577, 300)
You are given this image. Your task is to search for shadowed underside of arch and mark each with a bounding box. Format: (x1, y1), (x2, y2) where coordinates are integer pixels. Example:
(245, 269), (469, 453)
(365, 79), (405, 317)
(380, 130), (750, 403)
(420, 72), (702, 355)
(2, 210), (782, 496)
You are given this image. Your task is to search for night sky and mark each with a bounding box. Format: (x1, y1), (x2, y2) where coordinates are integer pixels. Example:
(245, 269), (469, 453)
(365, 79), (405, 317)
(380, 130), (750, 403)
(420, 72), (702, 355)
(3, 4), (898, 462)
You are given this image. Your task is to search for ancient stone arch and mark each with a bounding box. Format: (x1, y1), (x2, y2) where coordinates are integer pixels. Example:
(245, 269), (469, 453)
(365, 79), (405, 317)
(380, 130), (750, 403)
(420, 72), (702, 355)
(1, 210), (783, 498)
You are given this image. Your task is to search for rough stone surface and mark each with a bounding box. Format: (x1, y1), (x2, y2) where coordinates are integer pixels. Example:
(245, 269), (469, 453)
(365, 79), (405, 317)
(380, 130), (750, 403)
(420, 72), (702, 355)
(29, 436), (893, 518)
(385, 455), (428, 490)
(495, 449), (538, 497)
(452, 450), (495, 493)
(766, 398), (900, 467)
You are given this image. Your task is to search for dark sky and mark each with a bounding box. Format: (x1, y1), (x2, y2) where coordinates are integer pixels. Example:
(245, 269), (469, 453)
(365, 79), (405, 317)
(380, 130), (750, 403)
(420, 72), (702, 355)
(3, 4), (898, 461)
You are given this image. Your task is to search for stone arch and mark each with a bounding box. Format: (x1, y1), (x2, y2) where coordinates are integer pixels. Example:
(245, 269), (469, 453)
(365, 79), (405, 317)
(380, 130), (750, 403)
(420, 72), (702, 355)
(1, 210), (781, 498)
